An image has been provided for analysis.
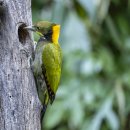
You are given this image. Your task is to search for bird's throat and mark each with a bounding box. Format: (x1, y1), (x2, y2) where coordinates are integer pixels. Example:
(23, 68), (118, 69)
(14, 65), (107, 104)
(52, 25), (60, 44)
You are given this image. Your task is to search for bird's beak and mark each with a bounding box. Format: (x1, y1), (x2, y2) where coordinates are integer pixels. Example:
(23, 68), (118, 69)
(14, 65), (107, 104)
(24, 25), (36, 32)
(24, 25), (43, 36)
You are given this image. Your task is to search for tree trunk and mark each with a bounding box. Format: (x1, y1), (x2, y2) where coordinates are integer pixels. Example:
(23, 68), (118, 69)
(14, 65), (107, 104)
(0, 0), (41, 130)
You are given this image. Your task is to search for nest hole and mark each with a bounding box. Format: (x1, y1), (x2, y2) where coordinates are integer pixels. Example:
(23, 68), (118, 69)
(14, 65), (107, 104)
(18, 23), (29, 44)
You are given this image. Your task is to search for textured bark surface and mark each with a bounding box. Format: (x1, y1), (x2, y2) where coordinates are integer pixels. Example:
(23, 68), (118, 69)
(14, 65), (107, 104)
(0, 0), (41, 130)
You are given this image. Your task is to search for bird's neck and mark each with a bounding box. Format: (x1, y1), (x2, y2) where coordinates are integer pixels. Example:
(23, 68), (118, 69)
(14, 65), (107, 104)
(52, 25), (60, 44)
(40, 25), (60, 44)
(37, 37), (48, 48)
(38, 37), (46, 43)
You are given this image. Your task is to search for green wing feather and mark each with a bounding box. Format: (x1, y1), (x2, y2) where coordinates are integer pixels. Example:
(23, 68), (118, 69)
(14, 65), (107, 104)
(42, 43), (62, 103)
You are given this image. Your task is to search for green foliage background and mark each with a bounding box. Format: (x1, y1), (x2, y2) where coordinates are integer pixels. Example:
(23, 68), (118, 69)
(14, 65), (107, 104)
(32, 0), (130, 130)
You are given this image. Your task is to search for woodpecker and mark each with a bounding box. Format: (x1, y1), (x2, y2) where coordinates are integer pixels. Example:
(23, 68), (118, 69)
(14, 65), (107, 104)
(25, 21), (62, 125)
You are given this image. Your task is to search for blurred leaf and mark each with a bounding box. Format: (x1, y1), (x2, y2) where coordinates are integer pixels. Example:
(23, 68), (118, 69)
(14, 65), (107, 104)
(73, 0), (89, 21)
(97, 47), (116, 76)
(89, 95), (119, 130)
(44, 101), (66, 129)
(96, 0), (110, 23)
(106, 109), (119, 130)
(105, 15), (122, 46)
(69, 93), (84, 128)
(115, 80), (125, 127)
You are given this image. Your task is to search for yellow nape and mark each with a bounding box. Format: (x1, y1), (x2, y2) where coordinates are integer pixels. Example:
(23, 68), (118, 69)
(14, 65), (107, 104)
(52, 25), (60, 44)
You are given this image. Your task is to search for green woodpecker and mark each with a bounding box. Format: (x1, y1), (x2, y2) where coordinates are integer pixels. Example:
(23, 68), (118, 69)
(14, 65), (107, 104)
(25, 21), (62, 119)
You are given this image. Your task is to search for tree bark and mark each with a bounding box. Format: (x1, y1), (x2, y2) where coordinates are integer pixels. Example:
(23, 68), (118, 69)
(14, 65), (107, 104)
(0, 0), (41, 130)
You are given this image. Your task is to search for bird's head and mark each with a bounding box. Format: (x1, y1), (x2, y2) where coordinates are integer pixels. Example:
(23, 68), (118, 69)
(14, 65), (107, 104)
(25, 21), (60, 44)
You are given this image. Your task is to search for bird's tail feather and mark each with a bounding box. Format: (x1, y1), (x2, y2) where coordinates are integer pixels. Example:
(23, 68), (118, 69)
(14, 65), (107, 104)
(41, 104), (47, 119)
(41, 104), (48, 130)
